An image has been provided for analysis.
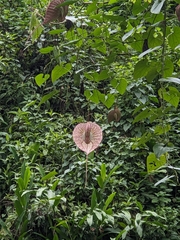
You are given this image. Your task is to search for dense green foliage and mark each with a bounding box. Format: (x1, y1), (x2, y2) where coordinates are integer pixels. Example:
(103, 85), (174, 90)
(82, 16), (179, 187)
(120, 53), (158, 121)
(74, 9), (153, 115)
(1, 0), (180, 239)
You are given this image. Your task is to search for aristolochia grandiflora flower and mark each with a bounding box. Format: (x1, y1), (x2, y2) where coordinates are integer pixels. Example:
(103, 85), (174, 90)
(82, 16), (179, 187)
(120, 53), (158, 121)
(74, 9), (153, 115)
(73, 121), (103, 155)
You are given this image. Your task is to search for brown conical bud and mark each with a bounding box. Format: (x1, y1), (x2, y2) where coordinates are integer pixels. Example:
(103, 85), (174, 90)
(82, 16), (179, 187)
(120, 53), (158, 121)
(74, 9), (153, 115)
(176, 5), (180, 21)
(108, 107), (121, 123)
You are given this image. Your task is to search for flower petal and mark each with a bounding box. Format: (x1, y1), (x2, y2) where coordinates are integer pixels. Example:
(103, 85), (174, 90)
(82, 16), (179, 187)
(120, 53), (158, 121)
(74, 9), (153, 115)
(73, 122), (103, 155)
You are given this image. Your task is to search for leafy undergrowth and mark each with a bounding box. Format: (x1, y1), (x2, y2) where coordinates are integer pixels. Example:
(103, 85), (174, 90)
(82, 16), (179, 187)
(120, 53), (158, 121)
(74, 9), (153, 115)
(1, 102), (180, 240)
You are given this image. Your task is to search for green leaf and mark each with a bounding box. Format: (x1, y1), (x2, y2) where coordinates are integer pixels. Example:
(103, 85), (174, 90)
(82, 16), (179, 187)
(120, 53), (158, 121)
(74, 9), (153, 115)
(35, 74), (50, 86)
(53, 233), (59, 240)
(103, 192), (116, 211)
(0, 219), (13, 239)
(18, 177), (25, 191)
(99, 93), (115, 108)
(84, 89), (100, 104)
(159, 87), (179, 107)
(32, 25), (43, 43)
(154, 124), (171, 135)
(132, 132), (152, 149)
(111, 78), (127, 95)
(109, 0), (119, 4)
(41, 171), (57, 181)
(30, 12), (38, 30)
(93, 210), (102, 221)
(36, 187), (47, 197)
(39, 90), (59, 106)
(97, 175), (103, 188)
(21, 190), (34, 197)
(133, 59), (149, 79)
(151, 0), (166, 14)
(163, 58), (174, 78)
(91, 188), (97, 211)
(101, 163), (106, 182)
(146, 153), (166, 173)
(51, 63), (72, 83)
(23, 167), (31, 189)
(133, 109), (150, 123)
(14, 200), (23, 217)
(168, 26), (180, 49)
(57, 0), (77, 6)
(39, 46), (54, 54)
(49, 29), (64, 35)
(87, 214), (93, 226)
(87, 0), (98, 14)
(153, 143), (173, 158)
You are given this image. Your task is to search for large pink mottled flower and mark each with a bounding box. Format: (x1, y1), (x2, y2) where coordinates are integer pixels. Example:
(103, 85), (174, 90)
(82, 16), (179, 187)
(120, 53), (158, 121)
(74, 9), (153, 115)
(73, 122), (103, 155)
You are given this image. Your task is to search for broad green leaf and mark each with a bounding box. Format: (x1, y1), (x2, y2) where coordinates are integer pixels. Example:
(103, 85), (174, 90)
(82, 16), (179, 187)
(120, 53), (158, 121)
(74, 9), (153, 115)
(87, 0), (98, 14)
(118, 211), (131, 224)
(35, 74), (50, 87)
(123, 123), (131, 132)
(101, 163), (106, 182)
(41, 171), (57, 181)
(154, 124), (171, 135)
(39, 90), (59, 106)
(91, 90), (100, 103)
(163, 58), (174, 78)
(132, 132), (152, 149)
(151, 0), (166, 14)
(133, 59), (149, 79)
(99, 93), (115, 108)
(32, 25), (43, 43)
(39, 47), (54, 54)
(103, 192), (116, 211)
(30, 12), (38, 30)
(111, 78), (127, 95)
(148, 30), (163, 48)
(132, 0), (144, 15)
(87, 214), (93, 226)
(49, 29), (64, 35)
(84, 89), (100, 104)
(98, 70), (109, 81)
(133, 109), (150, 123)
(159, 87), (180, 107)
(93, 210), (102, 221)
(168, 26), (180, 49)
(51, 63), (72, 83)
(153, 143), (173, 158)
(36, 187), (47, 197)
(146, 153), (166, 173)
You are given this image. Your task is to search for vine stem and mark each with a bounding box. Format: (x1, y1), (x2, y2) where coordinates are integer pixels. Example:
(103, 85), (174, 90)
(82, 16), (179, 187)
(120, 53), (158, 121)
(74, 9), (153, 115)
(161, 0), (167, 77)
